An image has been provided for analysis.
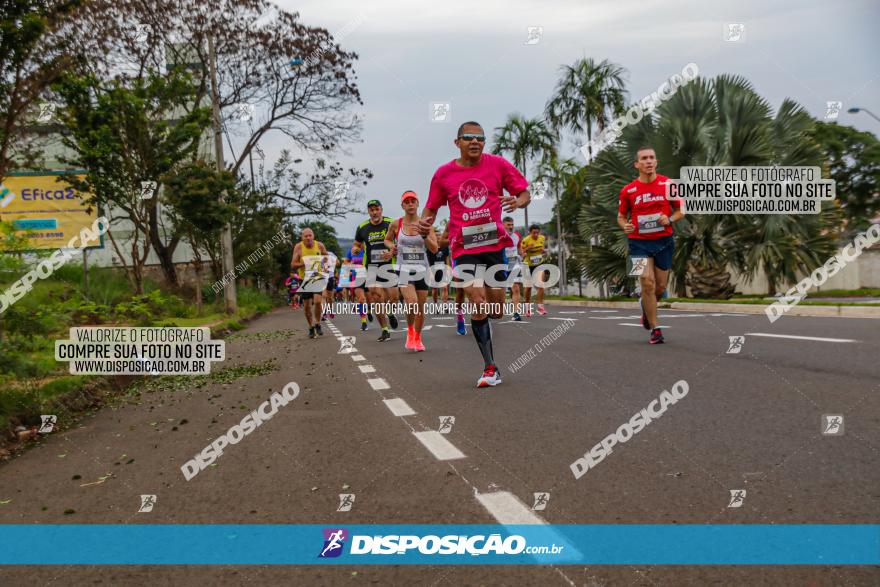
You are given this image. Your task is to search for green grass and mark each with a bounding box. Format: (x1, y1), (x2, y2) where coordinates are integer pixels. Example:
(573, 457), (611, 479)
(0, 267), (279, 432)
(804, 288), (880, 298)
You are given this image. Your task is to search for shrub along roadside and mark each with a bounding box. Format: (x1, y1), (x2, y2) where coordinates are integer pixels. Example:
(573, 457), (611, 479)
(0, 263), (277, 451)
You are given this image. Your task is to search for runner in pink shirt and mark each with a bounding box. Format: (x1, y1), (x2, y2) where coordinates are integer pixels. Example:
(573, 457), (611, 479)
(419, 121), (531, 388)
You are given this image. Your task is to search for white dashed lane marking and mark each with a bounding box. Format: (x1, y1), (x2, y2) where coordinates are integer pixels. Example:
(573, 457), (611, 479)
(413, 431), (466, 460)
(745, 332), (857, 343)
(351, 355), (365, 361)
(383, 398), (416, 417)
(358, 365), (376, 373)
(475, 491), (546, 524)
(367, 378), (390, 391)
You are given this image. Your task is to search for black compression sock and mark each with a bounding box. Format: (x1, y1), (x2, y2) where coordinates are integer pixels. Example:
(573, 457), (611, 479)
(471, 317), (495, 368)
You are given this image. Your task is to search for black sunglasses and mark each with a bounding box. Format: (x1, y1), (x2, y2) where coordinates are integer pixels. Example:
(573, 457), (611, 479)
(458, 133), (486, 142)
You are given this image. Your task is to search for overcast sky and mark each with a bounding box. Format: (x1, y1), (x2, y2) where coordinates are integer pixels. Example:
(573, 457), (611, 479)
(270, 0), (879, 242)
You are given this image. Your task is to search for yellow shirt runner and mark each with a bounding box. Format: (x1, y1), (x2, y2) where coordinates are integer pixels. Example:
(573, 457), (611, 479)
(521, 234), (546, 267)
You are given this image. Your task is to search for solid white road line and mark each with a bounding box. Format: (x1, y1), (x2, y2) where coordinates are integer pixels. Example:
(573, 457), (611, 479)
(590, 310), (619, 313)
(620, 323), (669, 328)
(367, 378), (390, 390)
(359, 365), (376, 373)
(351, 355), (365, 361)
(548, 317), (578, 321)
(744, 332), (857, 343)
(475, 491), (546, 525)
(413, 431), (466, 460)
(590, 315), (642, 320)
(383, 398), (416, 417)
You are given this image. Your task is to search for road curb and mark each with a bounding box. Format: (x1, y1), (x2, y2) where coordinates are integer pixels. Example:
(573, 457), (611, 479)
(545, 299), (880, 319)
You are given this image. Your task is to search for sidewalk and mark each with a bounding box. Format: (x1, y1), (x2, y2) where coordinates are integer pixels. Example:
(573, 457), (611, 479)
(545, 299), (880, 319)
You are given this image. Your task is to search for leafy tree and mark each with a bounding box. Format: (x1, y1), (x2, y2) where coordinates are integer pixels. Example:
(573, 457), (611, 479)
(544, 57), (627, 163)
(811, 121), (880, 234)
(79, 0), (365, 177)
(228, 180), (291, 292)
(162, 161), (236, 313)
(54, 68), (211, 291)
(0, 0), (84, 179)
(578, 75), (842, 298)
(491, 114), (556, 227)
(258, 149), (372, 220)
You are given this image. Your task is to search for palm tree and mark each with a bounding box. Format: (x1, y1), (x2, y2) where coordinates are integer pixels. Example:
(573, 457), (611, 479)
(491, 114), (556, 227)
(545, 57), (627, 163)
(536, 155), (579, 294)
(577, 74), (841, 298)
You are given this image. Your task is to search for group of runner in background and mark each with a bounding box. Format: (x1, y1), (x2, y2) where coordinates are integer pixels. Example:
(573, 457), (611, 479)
(289, 119), (681, 386)
(288, 201), (552, 344)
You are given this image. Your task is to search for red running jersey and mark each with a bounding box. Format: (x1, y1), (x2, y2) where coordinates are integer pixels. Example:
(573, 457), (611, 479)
(618, 174), (680, 240)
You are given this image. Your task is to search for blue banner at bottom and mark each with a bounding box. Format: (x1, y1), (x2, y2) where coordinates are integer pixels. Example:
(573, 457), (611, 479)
(2, 525), (878, 565)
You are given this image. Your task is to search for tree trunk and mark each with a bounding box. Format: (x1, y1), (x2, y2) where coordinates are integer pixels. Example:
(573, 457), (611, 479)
(675, 274), (688, 297)
(130, 232), (146, 295)
(194, 261), (203, 315)
(105, 228), (138, 292)
(687, 263), (735, 299)
(148, 199), (181, 289)
(155, 245), (179, 289)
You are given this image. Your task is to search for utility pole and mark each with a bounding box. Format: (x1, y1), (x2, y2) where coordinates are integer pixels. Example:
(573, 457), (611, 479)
(523, 159), (529, 234)
(554, 181), (566, 296)
(208, 32), (238, 313)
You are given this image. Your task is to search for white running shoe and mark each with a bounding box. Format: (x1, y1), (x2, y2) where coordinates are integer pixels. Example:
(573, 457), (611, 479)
(476, 365), (502, 388)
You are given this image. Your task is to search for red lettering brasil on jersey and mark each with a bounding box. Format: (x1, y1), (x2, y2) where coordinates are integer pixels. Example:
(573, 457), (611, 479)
(426, 153), (529, 259)
(617, 174), (681, 240)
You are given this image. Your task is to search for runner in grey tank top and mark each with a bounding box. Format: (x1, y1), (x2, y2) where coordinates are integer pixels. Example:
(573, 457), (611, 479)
(383, 191), (439, 352)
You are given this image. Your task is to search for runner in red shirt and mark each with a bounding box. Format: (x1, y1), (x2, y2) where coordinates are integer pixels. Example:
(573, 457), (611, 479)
(617, 146), (684, 344)
(418, 121), (531, 387)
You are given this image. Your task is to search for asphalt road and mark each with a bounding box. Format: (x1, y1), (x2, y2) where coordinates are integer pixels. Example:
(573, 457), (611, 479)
(1, 303), (878, 586)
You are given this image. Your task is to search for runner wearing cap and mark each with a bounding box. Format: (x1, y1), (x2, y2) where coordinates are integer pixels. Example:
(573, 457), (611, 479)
(618, 146), (683, 344)
(353, 199), (400, 342)
(383, 190), (439, 351)
(290, 227), (329, 339)
(419, 121), (531, 387)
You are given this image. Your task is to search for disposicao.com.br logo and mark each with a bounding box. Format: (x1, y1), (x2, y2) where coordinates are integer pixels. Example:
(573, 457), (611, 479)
(318, 528), (563, 558)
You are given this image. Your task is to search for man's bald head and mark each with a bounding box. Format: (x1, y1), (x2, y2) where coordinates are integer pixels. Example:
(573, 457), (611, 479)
(301, 228), (315, 246)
